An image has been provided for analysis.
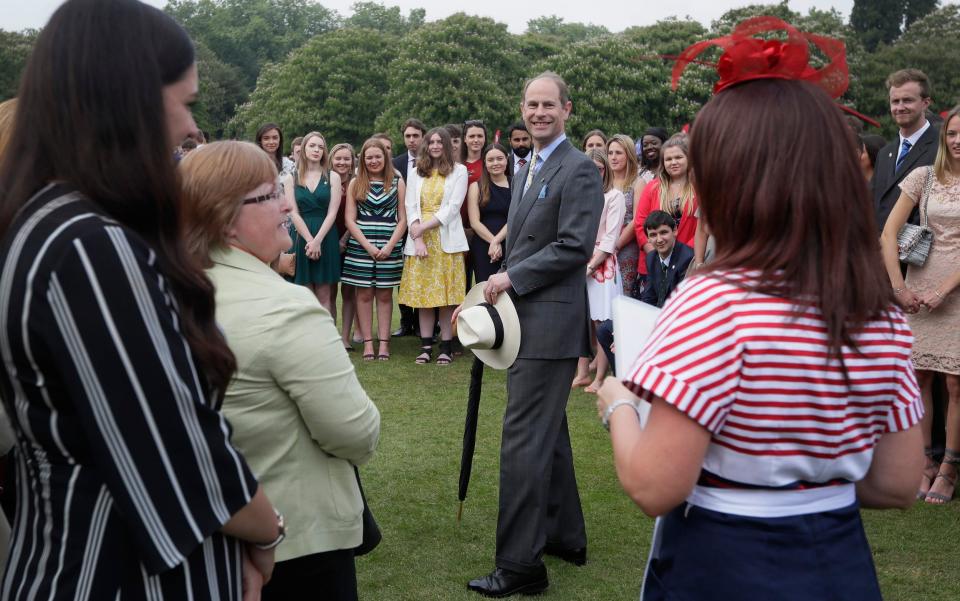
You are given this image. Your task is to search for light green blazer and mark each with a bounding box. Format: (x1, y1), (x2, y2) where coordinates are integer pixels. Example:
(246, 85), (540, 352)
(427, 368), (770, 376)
(207, 246), (380, 562)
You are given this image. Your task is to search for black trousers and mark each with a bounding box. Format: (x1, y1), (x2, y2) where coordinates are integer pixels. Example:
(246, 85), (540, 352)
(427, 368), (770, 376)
(262, 549), (357, 601)
(495, 357), (586, 573)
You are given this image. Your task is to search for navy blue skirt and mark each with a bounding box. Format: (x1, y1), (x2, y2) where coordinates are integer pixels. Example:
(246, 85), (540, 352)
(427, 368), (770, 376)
(641, 502), (882, 601)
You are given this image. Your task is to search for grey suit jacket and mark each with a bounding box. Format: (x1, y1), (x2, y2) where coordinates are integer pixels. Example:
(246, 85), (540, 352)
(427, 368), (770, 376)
(503, 138), (603, 360)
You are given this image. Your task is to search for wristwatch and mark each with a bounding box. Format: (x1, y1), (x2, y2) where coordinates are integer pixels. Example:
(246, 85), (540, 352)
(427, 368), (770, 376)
(255, 510), (286, 550)
(602, 399), (640, 431)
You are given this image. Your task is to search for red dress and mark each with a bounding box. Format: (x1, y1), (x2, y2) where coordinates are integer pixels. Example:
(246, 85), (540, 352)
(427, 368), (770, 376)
(633, 179), (699, 276)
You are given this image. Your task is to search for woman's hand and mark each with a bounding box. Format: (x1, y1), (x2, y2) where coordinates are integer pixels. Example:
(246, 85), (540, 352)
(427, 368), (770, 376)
(596, 376), (634, 422)
(339, 234), (349, 253)
(241, 549), (264, 601)
(246, 544), (275, 584)
(376, 242), (395, 261)
(305, 238), (322, 260)
(488, 241), (502, 262)
(409, 222), (423, 240)
(365, 244), (380, 260)
(895, 287), (922, 313)
(919, 288), (947, 311)
(414, 238), (428, 258)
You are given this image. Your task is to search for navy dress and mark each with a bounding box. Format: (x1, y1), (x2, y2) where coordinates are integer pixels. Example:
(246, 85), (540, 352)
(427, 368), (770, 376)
(468, 183), (511, 283)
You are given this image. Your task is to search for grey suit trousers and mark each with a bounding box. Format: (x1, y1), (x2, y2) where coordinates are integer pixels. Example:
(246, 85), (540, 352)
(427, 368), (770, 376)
(495, 357), (587, 573)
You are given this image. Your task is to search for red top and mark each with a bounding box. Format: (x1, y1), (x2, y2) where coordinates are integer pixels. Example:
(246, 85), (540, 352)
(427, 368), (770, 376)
(335, 184), (348, 237)
(633, 179), (699, 275)
(625, 271), (921, 491)
(461, 159), (483, 228)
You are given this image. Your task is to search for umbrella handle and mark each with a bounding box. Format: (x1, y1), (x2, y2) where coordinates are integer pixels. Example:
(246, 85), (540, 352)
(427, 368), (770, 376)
(457, 501), (463, 523)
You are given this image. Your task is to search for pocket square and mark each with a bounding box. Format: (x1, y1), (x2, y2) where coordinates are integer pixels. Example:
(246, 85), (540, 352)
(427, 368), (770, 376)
(537, 185), (548, 199)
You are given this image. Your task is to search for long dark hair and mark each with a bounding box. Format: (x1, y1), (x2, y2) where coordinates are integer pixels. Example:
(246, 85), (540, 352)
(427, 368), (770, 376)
(0, 0), (236, 395)
(690, 79), (893, 357)
(478, 143), (509, 208)
(461, 120), (488, 163)
(256, 122), (285, 172)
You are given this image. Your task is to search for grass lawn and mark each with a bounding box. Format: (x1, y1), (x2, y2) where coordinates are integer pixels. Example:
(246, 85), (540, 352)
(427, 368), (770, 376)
(345, 311), (960, 600)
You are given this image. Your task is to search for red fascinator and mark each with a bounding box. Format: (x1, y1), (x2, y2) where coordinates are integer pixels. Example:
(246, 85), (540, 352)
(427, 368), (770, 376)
(671, 16), (878, 127)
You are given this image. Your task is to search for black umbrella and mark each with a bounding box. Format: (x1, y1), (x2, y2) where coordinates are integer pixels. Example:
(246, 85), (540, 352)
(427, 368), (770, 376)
(457, 355), (484, 522)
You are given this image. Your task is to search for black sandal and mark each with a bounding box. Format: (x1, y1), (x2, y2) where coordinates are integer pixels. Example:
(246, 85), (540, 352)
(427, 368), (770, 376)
(362, 339), (376, 361)
(377, 340), (390, 361)
(919, 446), (939, 500)
(415, 346), (432, 364)
(436, 340), (453, 365)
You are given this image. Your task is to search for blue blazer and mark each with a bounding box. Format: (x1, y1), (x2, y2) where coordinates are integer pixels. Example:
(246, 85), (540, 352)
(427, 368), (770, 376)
(640, 241), (694, 308)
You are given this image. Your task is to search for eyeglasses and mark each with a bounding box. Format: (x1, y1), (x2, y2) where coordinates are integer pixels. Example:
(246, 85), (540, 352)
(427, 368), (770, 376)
(242, 182), (284, 205)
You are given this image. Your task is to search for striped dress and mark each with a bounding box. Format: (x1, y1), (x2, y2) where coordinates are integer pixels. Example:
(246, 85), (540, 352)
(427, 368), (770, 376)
(0, 184), (259, 600)
(341, 176), (403, 288)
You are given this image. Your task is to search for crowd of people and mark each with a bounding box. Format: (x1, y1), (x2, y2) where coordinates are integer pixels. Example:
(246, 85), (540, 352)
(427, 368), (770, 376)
(0, 1), (957, 600)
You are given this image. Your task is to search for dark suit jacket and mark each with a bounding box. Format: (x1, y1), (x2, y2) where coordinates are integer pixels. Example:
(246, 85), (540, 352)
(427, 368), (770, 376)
(503, 138), (604, 360)
(872, 124), (939, 231)
(392, 152), (412, 181)
(639, 242), (694, 308)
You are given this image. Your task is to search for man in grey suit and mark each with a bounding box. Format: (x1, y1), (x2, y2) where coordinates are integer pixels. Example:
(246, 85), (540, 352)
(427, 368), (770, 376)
(466, 71), (603, 597)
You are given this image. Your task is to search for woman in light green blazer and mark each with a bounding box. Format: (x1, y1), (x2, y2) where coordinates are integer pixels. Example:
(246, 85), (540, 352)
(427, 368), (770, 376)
(180, 141), (381, 601)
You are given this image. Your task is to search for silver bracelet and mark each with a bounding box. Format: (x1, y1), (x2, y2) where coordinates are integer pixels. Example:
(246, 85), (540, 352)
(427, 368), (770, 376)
(602, 399), (641, 431)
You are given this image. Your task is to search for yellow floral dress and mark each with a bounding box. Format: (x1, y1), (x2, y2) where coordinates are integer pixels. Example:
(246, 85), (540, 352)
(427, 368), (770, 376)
(399, 171), (466, 308)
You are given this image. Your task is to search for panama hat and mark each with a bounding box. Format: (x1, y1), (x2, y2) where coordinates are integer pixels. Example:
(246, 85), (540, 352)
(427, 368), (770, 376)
(456, 283), (521, 370)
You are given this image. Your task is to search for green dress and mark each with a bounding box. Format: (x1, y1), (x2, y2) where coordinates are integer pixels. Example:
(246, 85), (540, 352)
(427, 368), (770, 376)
(293, 174), (341, 285)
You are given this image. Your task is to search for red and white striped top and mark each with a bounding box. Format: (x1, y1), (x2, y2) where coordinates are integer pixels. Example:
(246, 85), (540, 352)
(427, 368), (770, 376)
(625, 271), (922, 508)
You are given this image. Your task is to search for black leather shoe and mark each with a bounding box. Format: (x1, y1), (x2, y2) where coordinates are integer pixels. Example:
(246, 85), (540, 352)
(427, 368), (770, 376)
(467, 566), (548, 598)
(544, 543), (587, 566)
(391, 325), (413, 337)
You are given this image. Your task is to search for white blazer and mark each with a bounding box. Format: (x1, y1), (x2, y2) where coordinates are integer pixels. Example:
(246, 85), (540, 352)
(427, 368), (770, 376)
(403, 163), (470, 255)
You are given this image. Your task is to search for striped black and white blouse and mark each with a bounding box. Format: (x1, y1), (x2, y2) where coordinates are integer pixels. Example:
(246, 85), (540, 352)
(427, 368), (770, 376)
(0, 184), (259, 600)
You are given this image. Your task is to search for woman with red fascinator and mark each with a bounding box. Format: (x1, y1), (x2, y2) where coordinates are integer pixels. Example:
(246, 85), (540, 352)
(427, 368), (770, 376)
(597, 17), (923, 600)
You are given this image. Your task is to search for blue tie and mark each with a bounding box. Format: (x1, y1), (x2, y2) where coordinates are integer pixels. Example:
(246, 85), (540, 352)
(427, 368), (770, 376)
(895, 139), (912, 172)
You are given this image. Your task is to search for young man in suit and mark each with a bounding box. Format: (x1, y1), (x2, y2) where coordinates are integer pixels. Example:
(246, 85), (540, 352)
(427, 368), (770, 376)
(505, 121), (532, 178)
(639, 211), (693, 308)
(392, 118), (426, 336)
(464, 72), (603, 598)
(873, 69), (939, 231)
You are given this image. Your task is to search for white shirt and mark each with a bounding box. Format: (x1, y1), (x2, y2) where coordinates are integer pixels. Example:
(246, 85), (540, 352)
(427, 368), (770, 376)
(897, 119), (931, 162)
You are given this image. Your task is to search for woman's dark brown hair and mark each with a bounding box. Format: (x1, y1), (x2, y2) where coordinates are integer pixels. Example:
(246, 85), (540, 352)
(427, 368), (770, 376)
(256, 122), (285, 172)
(690, 78), (894, 357)
(415, 127), (455, 177)
(478, 143), (510, 208)
(0, 0), (236, 395)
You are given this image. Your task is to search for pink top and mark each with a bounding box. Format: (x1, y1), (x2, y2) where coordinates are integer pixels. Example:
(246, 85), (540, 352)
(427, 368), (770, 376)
(596, 188), (626, 255)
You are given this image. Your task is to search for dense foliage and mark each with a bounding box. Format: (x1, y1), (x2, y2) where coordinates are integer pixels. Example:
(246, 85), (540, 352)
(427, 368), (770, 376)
(1, 1), (956, 146)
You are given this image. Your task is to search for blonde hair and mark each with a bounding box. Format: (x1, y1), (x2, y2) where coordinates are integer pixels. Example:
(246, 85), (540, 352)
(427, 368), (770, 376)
(657, 134), (695, 216)
(352, 138), (396, 200)
(607, 134), (639, 193)
(586, 148), (612, 193)
(179, 141), (278, 265)
(329, 142), (356, 188)
(296, 131), (329, 184)
(0, 99), (17, 159)
(934, 105), (960, 184)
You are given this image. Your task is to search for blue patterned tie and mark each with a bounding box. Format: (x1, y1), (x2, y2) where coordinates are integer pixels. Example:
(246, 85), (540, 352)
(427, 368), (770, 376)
(895, 139), (912, 172)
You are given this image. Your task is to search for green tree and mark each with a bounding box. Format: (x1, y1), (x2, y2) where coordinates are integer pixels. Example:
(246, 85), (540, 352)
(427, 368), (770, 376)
(851, 0), (907, 51)
(374, 14), (525, 143)
(228, 27), (396, 147)
(164, 0), (340, 89)
(858, 4), (960, 135)
(623, 17), (706, 57)
(192, 40), (247, 138)
(345, 2), (425, 36)
(0, 29), (38, 101)
(525, 15), (609, 45)
(533, 35), (710, 142)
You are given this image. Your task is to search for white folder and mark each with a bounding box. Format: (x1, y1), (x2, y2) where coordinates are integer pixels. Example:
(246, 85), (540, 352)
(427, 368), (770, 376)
(611, 295), (661, 427)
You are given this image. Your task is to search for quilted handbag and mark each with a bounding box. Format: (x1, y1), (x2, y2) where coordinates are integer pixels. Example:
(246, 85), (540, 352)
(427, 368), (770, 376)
(897, 166), (935, 267)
